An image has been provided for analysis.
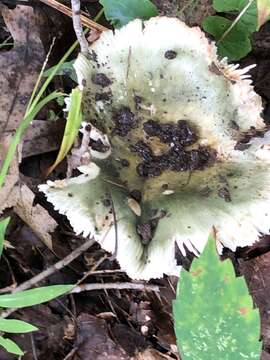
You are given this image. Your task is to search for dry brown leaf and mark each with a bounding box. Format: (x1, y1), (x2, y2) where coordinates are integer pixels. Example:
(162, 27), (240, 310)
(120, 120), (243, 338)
(0, 4), (45, 134)
(0, 5), (57, 249)
(23, 119), (65, 158)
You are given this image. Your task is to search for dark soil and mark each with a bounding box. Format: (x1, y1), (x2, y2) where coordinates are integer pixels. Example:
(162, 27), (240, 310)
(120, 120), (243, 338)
(91, 73), (113, 87)
(112, 106), (137, 137)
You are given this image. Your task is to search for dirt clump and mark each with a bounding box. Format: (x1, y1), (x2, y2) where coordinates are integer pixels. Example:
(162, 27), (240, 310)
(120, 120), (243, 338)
(112, 106), (137, 136)
(132, 120), (216, 177)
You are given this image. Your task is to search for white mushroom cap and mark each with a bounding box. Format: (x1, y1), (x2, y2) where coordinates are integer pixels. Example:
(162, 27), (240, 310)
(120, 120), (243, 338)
(40, 17), (270, 280)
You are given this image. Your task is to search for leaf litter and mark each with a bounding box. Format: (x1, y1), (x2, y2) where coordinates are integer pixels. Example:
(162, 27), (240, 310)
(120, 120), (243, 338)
(0, 0), (270, 359)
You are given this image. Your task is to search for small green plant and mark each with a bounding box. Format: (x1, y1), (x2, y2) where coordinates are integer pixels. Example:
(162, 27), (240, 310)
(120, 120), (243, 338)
(0, 218), (73, 356)
(43, 60), (77, 83)
(203, 0), (266, 60)
(0, 33), (83, 189)
(0, 286), (73, 356)
(173, 237), (261, 359)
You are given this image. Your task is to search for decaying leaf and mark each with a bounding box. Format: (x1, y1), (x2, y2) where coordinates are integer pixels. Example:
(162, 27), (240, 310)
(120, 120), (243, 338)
(173, 237), (261, 359)
(40, 17), (270, 279)
(0, 4), (44, 134)
(22, 119), (65, 158)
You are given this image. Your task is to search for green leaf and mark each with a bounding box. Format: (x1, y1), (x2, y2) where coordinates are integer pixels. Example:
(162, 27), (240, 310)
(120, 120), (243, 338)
(0, 217), (10, 258)
(45, 88), (82, 176)
(99, 0), (158, 28)
(43, 60), (77, 83)
(0, 285), (73, 308)
(0, 336), (23, 356)
(0, 319), (37, 333)
(213, 0), (258, 33)
(173, 237), (261, 359)
(257, 0), (270, 28)
(202, 16), (252, 60)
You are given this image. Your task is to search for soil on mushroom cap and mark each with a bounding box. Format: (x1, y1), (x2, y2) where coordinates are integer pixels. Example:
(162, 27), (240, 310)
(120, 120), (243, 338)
(131, 119), (217, 178)
(112, 106), (138, 137)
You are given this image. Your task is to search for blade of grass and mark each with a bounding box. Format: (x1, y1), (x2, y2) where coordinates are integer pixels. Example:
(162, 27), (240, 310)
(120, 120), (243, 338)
(45, 88), (82, 175)
(0, 91), (63, 188)
(0, 336), (23, 356)
(0, 319), (37, 334)
(217, 0), (255, 44)
(0, 217), (10, 258)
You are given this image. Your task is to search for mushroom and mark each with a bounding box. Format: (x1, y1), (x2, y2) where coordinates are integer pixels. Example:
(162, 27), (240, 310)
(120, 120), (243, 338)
(40, 17), (270, 280)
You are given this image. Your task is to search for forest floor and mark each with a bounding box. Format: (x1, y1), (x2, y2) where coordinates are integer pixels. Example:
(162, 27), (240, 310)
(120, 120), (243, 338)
(0, 0), (270, 359)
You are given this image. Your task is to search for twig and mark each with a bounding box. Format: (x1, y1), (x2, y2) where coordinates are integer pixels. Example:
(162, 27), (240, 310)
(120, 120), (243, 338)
(70, 282), (159, 293)
(1, 281), (159, 319)
(76, 255), (108, 285)
(0, 238), (95, 318)
(86, 269), (125, 275)
(30, 333), (38, 360)
(0, 238), (95, 298)
(218, 0), (255, 44)
(63, 347), (78, 360)
(39, 0), (107, 32)
(71, 0), (89, 54)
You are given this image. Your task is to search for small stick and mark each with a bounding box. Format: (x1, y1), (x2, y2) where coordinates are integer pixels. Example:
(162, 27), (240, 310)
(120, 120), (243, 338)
(70, 282), (159, 293)
(0, 238), (95, 318)
(40, 0), (108, 32)
(1, 282), (159, 319)
(218, 0), (254, 44)
(71, 0), (89, 54)
(1, 238), (95, 295)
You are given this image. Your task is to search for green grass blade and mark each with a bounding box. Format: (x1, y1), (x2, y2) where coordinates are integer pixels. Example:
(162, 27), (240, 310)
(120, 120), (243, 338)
(0, 91), (63, 188)
(46, 88), (82, 175)
(0, 285), (73, 308)
(0, 319), (37, 333)
(0, 217), (10, 258)
(0, 336), (24, 356)
(27, 39), (80, 115)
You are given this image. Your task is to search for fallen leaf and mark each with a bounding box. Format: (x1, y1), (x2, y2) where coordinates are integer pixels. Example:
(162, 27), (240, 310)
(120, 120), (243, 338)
(0, 5), (57, 249)
(22, 119), (65, 158)
(0, 4), (45, 134)
(74, 313), (129, 359)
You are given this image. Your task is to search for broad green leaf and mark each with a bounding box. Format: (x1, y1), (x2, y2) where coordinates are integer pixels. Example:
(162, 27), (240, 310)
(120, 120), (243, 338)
(173, 238), (261, 359)
(43, 60), (77, 83)
(0, 319), (37, 333)
(0, 217), (10, 258)
(257, 0), (270, 28)
(0, 336), (23, 356)
(46, 88), (82, 176)
(202, 16), (252, 60)
(99, 0), (158, 28)
(0, 285), (73, 308)
(213, 0), (258, 33)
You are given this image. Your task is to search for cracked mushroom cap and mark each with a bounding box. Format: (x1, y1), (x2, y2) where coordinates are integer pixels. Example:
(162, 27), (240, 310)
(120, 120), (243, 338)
(40, 17), (270, 280)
